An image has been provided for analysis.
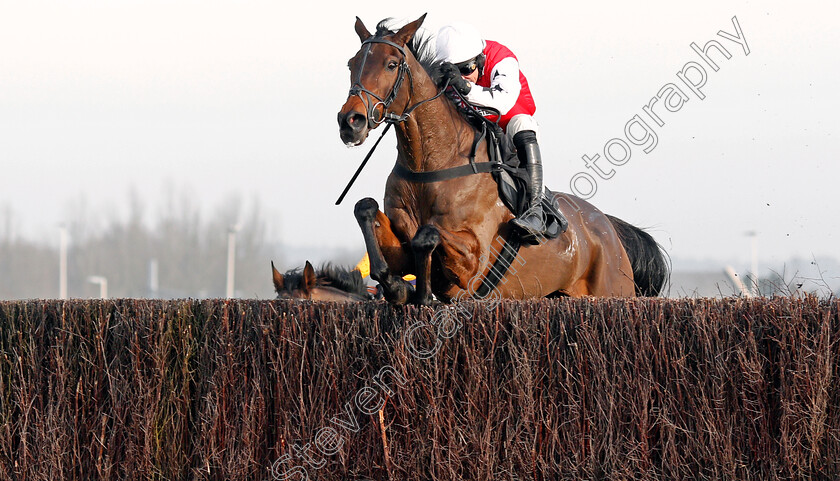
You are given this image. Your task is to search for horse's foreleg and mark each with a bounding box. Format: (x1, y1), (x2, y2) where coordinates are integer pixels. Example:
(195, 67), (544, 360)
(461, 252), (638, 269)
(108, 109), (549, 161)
(410, 225), (441, 306)
(354, 198), (412, 304)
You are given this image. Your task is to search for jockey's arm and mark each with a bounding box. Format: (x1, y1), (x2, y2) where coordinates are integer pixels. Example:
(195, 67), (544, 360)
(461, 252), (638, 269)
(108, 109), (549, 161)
(465, 57), (521, 115)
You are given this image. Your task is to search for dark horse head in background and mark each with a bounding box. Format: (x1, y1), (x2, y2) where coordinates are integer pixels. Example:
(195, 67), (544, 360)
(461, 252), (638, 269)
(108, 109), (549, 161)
(271, 261), (371, 302)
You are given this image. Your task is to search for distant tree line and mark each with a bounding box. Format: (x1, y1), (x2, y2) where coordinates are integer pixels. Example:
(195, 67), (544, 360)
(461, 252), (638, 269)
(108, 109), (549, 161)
(0, 189), (277, 300)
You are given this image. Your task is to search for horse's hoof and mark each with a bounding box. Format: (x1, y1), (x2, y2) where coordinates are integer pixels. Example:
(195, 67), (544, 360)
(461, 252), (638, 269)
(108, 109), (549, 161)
(409, 289), (436, 306)
(354, 198), (379, 221)
(411, 225), (441, 252)
(382, 277), (412, 304)
(415, 297), (436, 307)
(385, 291), (411, 305)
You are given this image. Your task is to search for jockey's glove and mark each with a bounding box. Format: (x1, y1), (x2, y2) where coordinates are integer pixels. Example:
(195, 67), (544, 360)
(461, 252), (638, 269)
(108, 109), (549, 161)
(439, 62), (472, 96)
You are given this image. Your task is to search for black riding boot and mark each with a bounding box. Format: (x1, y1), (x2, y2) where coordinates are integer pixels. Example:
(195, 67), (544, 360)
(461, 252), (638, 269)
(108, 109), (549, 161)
(510, 130), (548, 244)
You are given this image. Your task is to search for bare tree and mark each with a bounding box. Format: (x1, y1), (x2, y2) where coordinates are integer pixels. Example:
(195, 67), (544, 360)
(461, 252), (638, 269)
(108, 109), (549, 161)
(0, 189), (276, 299)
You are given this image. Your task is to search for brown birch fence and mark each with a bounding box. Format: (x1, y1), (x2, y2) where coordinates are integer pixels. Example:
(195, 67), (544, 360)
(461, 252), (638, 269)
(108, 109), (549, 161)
(0, 297), (838, 480)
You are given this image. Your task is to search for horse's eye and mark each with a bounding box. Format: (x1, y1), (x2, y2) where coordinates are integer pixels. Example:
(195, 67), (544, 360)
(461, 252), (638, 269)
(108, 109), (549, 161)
(387, 61), (398, 71)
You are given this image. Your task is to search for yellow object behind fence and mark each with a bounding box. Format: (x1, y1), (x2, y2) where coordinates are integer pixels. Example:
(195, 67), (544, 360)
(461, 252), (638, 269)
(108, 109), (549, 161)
(355, 253), (416, 282)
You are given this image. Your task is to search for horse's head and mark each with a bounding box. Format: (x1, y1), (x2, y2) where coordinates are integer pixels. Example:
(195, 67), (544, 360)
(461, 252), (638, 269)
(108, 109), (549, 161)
(272, 260), (370, 302)
(338, 14), (426, 146)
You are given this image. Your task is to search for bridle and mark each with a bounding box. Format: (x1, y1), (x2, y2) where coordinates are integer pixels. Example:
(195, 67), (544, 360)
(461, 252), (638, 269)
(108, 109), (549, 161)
(348, 37), (411, 128)
(335, 35), (451, 205)
(348, 36), (449, 128)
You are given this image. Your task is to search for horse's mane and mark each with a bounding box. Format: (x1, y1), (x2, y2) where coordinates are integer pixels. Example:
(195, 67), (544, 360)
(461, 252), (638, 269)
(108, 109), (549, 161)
(375, 19), (445, 84)
(282, 263), (369, 297)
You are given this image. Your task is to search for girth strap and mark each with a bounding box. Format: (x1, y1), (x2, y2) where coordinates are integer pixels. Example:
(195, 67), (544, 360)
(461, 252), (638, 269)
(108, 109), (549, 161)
(473, 235), (522, 299)
(392, 159), (499, 183)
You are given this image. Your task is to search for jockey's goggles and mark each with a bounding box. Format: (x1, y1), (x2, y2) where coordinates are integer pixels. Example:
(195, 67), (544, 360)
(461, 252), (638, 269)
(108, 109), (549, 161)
(456, 58), (479, 76)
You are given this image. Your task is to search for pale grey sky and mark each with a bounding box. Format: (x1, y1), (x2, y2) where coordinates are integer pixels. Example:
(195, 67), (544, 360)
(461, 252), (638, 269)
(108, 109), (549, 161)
(1, 0), (838, 278)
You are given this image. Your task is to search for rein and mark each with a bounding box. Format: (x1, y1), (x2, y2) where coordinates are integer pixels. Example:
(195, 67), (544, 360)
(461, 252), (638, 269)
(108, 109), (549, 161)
(390, 87), (505, 183)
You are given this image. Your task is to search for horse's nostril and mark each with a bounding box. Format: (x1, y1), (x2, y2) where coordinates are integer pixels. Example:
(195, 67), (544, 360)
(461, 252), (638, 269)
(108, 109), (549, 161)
(339, 111), (368, 135)
(349, 113), (366, 129)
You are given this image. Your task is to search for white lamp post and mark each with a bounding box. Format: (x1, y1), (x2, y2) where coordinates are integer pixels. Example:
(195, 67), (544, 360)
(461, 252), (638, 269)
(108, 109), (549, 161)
(225, 224), (242, 298)
(149, 258), (159, 298)
(59, 225), (68, 299)
(745, 231), (759, 296)
(87, 276), (108, 299)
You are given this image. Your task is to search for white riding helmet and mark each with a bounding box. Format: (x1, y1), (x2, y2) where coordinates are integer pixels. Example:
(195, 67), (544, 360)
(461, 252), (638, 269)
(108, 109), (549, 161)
(436, 22), (486, 64)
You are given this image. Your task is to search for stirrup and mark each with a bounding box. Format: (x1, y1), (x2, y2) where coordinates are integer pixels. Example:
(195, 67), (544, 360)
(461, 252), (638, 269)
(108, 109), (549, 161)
(510, 222), (546, 245)
(510, 211), (547, 244)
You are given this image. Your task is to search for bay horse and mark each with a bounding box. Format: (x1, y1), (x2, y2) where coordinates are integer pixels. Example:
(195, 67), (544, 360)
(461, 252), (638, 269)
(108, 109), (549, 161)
(271, 261), (372, 302)
(337, 15), (668, 304)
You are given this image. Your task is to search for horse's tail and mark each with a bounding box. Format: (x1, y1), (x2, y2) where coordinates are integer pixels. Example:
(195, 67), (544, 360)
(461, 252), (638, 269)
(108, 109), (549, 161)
(606, 215), (669, 296)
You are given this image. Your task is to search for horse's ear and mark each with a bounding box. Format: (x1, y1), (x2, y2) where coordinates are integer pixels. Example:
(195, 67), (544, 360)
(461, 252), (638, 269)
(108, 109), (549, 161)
(355, 16), (372, 42)
(394, 13), (427, 46)
(302, 261), (317, 294)
(271, 261), (284, 293)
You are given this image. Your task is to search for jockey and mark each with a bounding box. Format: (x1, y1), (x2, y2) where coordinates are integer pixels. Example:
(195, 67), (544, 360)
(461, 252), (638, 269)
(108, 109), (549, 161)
(435, 22), (548, 243)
